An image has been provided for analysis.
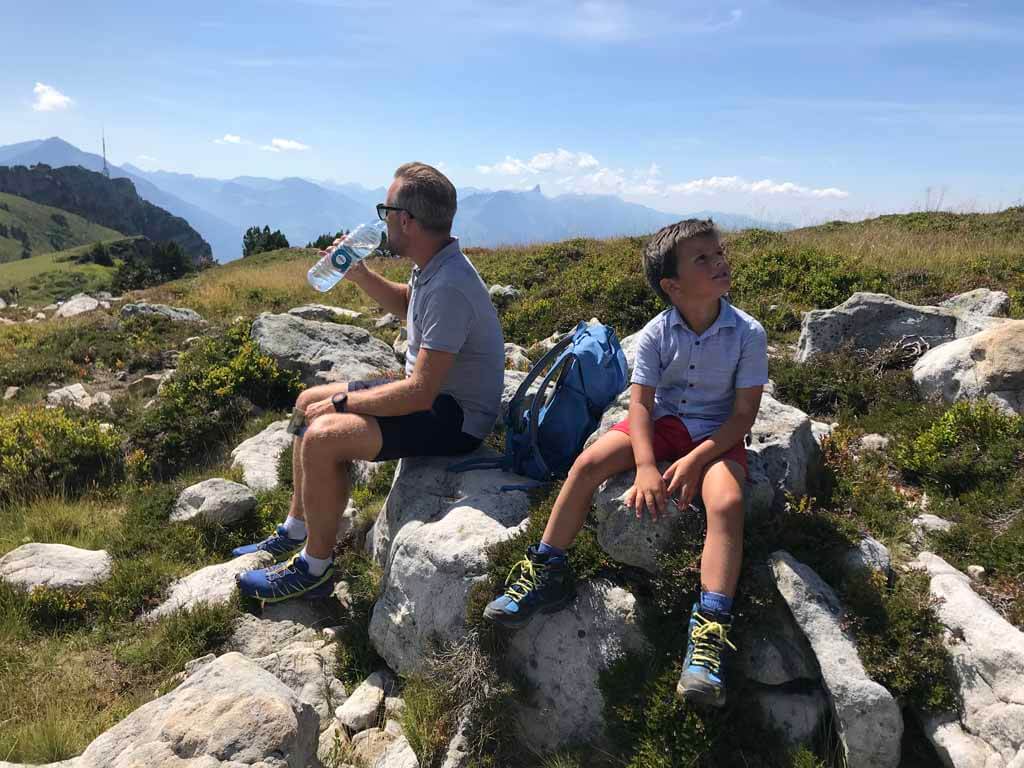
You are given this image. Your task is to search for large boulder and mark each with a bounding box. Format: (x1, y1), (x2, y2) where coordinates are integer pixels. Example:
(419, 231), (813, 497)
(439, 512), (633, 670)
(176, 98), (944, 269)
(55, 293), (100, 319)
(231, 419), (293, 492)
(120, 302), (205, 323)
(771, 550), (902, 768)
(940, 288), (1011, 318)
(506, 579), (647, 753)
(912, 320), (1024, 415)
(0, 543), (112, 591)
(796, 292), (991, 362)
(251, 313), (399, 387)
(593, 462), (774, 573)
(71, 652), (320, 767)
(367, 449), (531, 674)
(911, 552), (1024, 766)
(747, 394), (822, 508)
(46, 383), (96, 410)
(144, 552), (274, 621)
(171, 478), (256, 525)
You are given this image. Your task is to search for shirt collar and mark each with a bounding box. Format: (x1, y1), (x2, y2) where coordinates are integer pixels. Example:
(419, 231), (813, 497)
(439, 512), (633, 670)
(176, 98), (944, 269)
(412, 237), (461, 285)
(669, 297), (737, 337)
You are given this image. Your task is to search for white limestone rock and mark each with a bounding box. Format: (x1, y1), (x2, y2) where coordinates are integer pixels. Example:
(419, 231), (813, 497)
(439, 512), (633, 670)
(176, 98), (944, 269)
(55, 294), (100, 319)
(144, 552), (274, 621)
(231, 419), (294, 492)
(940, 289), (1011, 318)
(171, 478), (257, 525)
(288, 304), (363, 321)
(335, 670), (395, 733)
(120, 302), (205, 323)
(0, 543), (112, 592)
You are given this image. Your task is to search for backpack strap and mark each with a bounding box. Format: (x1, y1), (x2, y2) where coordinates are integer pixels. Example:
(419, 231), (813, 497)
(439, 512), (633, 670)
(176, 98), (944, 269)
(507, 328), (578, 431)
(525, 350), (577, 480)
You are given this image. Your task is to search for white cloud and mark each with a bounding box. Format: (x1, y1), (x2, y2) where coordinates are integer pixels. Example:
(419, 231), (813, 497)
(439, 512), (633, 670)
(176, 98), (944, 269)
(214, 134), (243, 145)
(262, 137), (311, 152)
(32, 82), (72, 112)
(668, 176), (848, 199)
(477, 148), (600, 176)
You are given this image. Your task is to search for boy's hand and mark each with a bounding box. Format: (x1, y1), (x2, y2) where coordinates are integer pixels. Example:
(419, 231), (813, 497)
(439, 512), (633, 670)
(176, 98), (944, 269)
(625, 464), (669, 521)
(663, 455), (703, 507)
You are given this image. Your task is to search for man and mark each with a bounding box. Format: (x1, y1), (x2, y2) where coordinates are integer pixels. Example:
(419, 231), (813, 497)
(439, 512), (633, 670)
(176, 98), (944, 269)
(236, 162), (505, 602)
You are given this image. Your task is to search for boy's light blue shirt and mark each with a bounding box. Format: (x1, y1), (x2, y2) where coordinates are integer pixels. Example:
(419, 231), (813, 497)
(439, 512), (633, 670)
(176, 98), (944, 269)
(630, 298), (769, 441)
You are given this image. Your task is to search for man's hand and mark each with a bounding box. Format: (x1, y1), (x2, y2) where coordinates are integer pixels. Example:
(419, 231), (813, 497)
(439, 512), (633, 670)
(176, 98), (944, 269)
(304, 397), (336, 424)
(625, 463), (669, 521)
(663, 454), (703, 507)
(345, 259), (370, 283)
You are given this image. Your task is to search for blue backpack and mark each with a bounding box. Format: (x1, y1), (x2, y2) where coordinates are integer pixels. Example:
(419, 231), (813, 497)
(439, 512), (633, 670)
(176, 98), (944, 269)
(451, 321), (628, 484)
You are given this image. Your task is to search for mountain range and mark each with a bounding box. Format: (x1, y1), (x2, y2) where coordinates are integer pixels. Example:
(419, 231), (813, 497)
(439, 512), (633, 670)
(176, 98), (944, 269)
(0, 138), (788, 262)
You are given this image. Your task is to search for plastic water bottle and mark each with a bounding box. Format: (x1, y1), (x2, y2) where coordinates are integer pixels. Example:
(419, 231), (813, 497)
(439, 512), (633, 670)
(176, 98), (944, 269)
(307, 220), (387, 292)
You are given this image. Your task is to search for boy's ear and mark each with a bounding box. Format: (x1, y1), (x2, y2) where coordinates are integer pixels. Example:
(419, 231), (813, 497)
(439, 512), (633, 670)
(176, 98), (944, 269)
(659, 276), (678, 298)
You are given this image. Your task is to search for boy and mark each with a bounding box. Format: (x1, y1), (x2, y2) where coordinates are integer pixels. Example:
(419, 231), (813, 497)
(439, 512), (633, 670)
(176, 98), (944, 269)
(482, 219), (767, 708)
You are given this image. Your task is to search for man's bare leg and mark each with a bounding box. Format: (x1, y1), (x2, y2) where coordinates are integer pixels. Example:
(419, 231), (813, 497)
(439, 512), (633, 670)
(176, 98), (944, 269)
(289, 382), (349, 521)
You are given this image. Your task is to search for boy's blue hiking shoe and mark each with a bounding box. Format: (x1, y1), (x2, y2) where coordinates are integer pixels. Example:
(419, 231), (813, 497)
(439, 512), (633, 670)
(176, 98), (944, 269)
(676, 603), (737, 708)
(235, 555), (334, 603)
(231, 525), (305, 561)
(482, 545), (576, 629)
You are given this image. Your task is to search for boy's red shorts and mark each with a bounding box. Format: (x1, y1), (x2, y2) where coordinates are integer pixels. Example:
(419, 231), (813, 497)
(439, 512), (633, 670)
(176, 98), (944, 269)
(610, 416), (748, 476)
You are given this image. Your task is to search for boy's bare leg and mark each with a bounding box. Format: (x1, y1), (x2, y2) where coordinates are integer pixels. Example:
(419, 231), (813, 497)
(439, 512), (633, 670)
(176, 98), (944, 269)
(542, 430), (636, 549)
(289, 382), (349, 520)
(697, 459), (746, 597)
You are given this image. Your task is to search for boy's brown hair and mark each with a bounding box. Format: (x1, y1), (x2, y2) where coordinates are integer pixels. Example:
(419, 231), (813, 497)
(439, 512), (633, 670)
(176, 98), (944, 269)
(643, 218), (718, 303)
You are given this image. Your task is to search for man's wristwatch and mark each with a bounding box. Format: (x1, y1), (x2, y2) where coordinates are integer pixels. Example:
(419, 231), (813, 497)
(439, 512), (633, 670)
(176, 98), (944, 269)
(331, 392), (348, 413)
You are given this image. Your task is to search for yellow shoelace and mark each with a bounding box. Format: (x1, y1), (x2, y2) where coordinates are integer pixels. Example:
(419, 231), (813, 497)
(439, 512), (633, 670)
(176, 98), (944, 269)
(690, 619), (737, 673)
(503, 558), (539, 602)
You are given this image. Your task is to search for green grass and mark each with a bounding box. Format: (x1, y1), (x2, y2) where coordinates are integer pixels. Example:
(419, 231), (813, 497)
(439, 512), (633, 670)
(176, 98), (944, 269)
(0, 191), (123, 264)
(0, 240), (125, 305)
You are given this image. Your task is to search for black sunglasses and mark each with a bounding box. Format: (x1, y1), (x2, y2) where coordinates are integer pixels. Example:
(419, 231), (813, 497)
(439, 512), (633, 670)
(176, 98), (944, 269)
(376, 203), (414, 221)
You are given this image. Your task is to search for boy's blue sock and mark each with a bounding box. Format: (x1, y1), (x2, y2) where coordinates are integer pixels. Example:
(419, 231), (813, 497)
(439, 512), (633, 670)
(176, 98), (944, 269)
(700, 590), (733, 616)
(537, 541), (566, 560)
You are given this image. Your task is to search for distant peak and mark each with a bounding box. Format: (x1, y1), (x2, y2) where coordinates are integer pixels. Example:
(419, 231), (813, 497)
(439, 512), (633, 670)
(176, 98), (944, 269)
(530, 184), (542, 195)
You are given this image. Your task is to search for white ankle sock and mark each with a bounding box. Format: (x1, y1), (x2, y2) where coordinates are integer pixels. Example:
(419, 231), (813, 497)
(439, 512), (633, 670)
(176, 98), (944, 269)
(299, 547), (332, 576)
(282, 515), (307, 540)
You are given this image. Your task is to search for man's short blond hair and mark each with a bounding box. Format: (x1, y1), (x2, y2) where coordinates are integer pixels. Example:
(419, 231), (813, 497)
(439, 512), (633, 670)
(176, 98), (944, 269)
(643, 218), (718, 303)
(393, 162), (457, 234)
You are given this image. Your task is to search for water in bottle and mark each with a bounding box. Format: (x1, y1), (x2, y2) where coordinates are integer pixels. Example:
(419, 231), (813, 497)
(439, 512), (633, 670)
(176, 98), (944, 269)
(307, 219), (387, 292)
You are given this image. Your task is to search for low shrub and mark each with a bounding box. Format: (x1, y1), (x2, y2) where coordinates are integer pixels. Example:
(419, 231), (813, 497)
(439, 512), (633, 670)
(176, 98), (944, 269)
(0, 406), (123, 501)
(894, 400), (1024, 494)
(113, 601), (238, 677)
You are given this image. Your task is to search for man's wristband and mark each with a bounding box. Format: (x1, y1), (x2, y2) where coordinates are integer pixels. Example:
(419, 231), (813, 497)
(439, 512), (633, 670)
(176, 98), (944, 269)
(331, 392), (348, 413)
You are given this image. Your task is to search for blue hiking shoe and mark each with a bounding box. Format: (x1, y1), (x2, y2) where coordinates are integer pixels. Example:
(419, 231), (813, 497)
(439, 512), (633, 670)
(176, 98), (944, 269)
(235, 554), (334, 603)
(231, 525), (305, 561)
(676, 603), (737, 708)
(482, 545), (576, 629)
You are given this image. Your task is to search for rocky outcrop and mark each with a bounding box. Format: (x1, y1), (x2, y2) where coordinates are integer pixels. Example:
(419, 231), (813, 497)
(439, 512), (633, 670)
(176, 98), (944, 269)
(0, 543), (112, 591)
(911, 552), (1024, 767)
(367, 450), (531, 674)
(796, 292), (1007, 362)
(940, 288), (1011, 318)
(46, 383), (104, 410)
(288, 304), (363, 322)
(504, 342), (531, 371)
(120, 302), (205, 323)
(747, 394), (823, 508)
(231, 419), (293, 492)
(144, 552), (274, 621)
(912, 320), (1024, 415)
(171, 478), (256, 525)
(507, 579), (648, 753)
(488, 284), (521, 306)
(71, 652), (320, 767)
(251, 313), (399, 387)
(55, 293), (101, 319)
(771, 550), (903, 768)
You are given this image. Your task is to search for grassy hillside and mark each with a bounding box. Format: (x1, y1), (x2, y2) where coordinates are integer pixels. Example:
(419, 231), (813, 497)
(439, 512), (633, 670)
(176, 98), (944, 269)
(1, 206), (1022, 766)
(0, 238), (134, 305)
(0, 192), (123, 263)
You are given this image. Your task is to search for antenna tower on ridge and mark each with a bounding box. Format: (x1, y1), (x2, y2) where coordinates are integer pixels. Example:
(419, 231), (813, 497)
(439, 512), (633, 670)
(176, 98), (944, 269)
(101, 129), (110, 178)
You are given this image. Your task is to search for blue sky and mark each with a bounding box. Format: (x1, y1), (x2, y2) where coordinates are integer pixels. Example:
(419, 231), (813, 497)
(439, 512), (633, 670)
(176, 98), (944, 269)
(3, 0), (1022, 224)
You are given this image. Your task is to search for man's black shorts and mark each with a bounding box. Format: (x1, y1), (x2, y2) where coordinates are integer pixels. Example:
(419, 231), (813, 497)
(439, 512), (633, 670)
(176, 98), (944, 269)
(348, 378), (483, 461)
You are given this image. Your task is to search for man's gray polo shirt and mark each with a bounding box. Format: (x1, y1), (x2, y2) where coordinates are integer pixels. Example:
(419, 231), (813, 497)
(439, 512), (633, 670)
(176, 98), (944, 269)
(405, 238), (505, 439)
(630, 298), (768, 441)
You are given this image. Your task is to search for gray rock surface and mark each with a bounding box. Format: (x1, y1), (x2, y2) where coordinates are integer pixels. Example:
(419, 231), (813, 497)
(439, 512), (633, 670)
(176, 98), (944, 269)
(488, 284), (521, 304)
(251, 312), (399, 387)
(752, 687), (830, 748)
(504, 342), (531, 371)
(288, 304), (363, 321)
(120, 302), (205, 323)
(507, 579), (647, 753)
(771, 550), (903, 768)
(171, 478), (257, 525)
(740, 598), (821, 687)
(911, 514), (954, 546)
(842, 535), (892, 578)
(335, 670), (395, 732)
(368, 450), (531, 674)
(747, 393), (823, 509)
(145, 552), (274, 621)
(71, 652), (320, 768)
(3, 385), (19, 400)
(393, 326), (409, 363)
(911, 552), (1024, 766)
(913, 320), (1024, 415)
(46, 383), (95, 410)
(797, 292), (965, 362)
(55, 293), (100, 319)
(857, 433), (891, 453)
(376, 313), (400, 328)
(127, 373), (167, 397)
(231, 419), (293, 492)
(0, 543), (112, 591)
(940, 288), (1011, 318)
